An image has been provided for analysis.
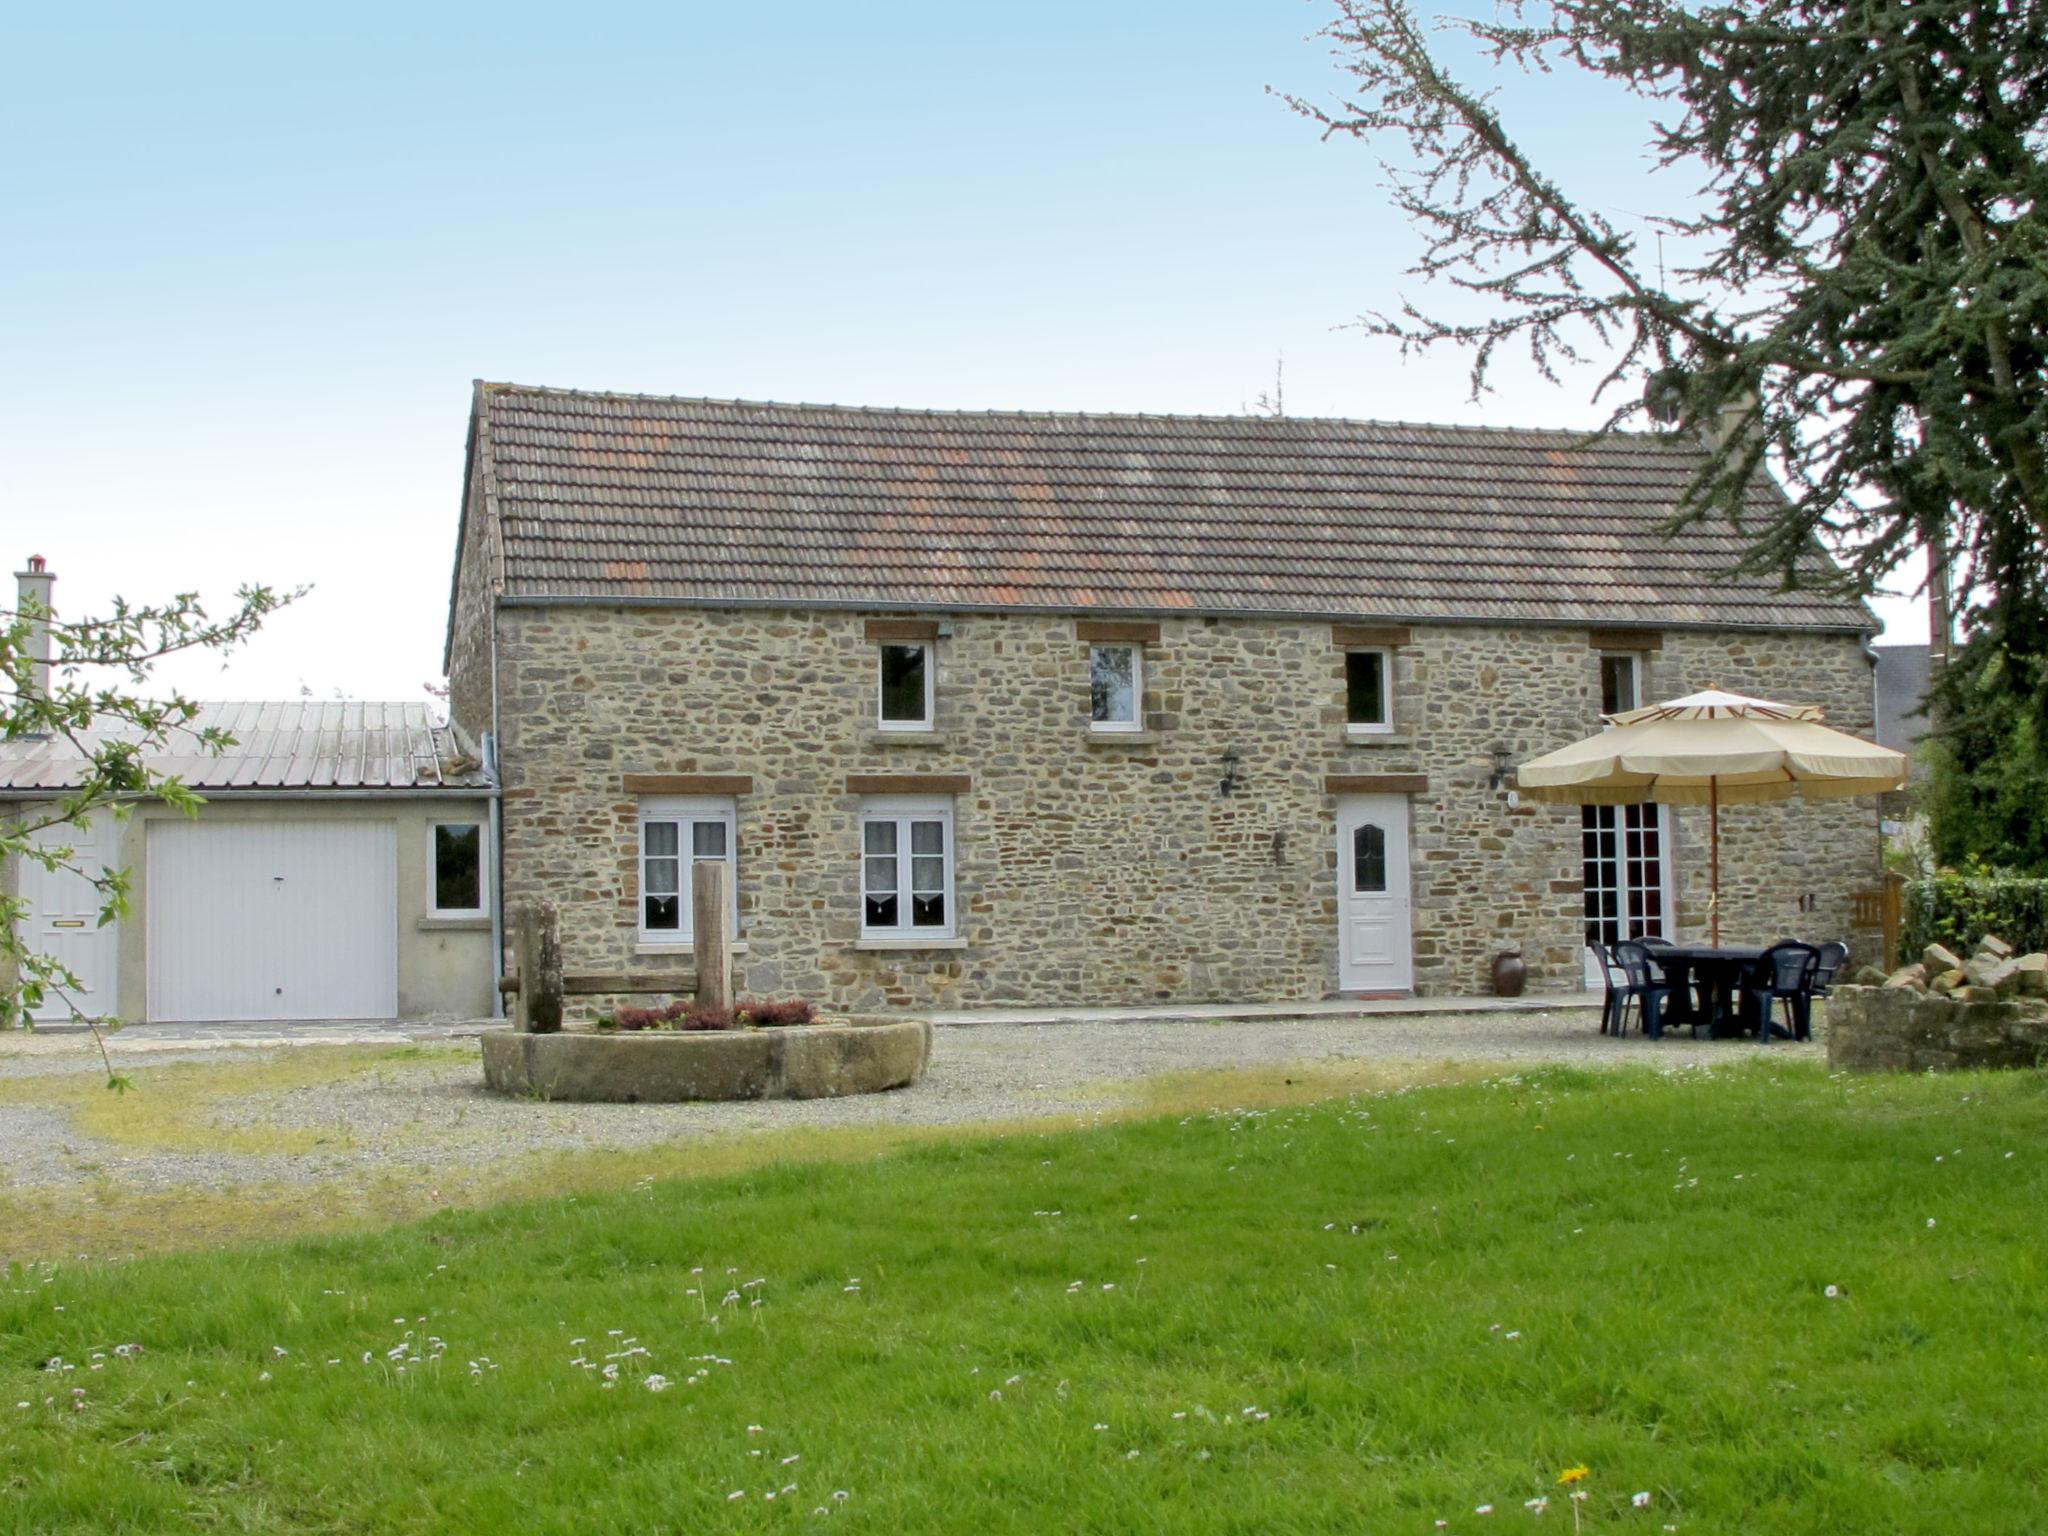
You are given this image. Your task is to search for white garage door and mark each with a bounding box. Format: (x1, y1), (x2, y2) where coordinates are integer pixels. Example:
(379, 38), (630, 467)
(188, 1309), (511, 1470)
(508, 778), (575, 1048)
(146, 821), (398, 1022)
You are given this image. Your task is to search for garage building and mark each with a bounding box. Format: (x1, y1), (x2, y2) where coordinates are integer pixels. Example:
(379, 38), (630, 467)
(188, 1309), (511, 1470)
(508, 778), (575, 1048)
(4, 700), (498, 1024)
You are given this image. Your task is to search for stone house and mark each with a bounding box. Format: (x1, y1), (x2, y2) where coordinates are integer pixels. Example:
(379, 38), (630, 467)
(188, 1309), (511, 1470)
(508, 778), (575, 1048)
(445, 382), (1882, 1013)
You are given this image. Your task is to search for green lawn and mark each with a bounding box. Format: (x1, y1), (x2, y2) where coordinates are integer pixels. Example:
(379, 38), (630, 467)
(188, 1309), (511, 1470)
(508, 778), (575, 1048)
(3, 1060), (2043, 1534)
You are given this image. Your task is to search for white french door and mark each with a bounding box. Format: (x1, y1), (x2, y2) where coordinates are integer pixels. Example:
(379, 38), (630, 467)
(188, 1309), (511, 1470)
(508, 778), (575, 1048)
(1581, 803), (1673, 985)
(1336, 795), (1414, 993)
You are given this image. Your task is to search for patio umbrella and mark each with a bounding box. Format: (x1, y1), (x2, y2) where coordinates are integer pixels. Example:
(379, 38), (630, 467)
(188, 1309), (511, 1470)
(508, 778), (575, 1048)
(1514, 688), (1908, 945)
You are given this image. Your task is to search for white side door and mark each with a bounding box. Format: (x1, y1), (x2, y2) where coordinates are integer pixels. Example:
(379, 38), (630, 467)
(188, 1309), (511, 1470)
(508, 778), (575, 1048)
(16, 810), (121, 1021)
(146, 820), (397, 1022)
(1337, 794), (1414, 993)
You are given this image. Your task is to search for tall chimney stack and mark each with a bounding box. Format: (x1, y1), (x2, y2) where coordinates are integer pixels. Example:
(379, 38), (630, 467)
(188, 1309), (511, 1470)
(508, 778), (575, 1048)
(14, 554), (54, 701)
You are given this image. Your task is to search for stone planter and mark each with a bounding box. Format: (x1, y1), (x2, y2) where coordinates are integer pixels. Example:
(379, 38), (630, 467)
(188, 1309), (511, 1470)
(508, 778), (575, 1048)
(481, 1019), (931, 1102)
(1825, 984), (2048, 1073)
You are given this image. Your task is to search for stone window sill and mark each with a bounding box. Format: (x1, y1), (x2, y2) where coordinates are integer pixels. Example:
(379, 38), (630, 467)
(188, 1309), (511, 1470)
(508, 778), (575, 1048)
(1084, 729), (1160, 746)
(636, 942), (749, 957)
(864, 730), (955, 748)
(1341, 731), (1414, 748)
(417, 915), (492, 931)
(851, 936), (969, 952)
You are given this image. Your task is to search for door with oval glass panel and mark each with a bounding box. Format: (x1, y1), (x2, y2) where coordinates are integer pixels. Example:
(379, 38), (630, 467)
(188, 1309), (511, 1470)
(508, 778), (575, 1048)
(1336, 794), (1414, 993)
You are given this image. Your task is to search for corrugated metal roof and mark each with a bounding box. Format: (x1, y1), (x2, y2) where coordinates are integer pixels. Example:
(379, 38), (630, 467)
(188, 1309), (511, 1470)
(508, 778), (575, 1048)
(462, 383), (1877, 633)
(0, 702), (493, 794)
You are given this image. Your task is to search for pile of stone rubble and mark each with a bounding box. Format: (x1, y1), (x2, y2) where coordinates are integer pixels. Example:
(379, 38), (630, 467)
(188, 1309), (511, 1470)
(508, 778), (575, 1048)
(1863, 934), (2048, 1002)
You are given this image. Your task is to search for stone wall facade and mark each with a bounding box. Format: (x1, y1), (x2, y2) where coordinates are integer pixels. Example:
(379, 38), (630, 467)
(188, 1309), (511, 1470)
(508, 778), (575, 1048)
(457, 598), (1884, 1013)
(444, 443), (502, 751)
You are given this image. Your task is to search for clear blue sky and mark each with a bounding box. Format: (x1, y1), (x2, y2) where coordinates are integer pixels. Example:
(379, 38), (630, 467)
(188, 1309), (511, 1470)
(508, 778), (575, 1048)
(1, 0), (1921, 702)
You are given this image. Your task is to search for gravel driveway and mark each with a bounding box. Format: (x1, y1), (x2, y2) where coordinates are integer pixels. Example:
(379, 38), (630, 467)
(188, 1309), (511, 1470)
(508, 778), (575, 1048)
(0, 1008), (1817, 1198)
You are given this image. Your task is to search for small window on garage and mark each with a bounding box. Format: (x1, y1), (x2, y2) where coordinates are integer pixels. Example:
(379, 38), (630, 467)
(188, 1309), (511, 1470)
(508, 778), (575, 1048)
(430, 822), (486, 917)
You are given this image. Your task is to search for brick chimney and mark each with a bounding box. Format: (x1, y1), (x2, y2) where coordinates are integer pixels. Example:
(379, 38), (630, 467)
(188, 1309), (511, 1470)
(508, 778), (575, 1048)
(14, 554), (53, 701)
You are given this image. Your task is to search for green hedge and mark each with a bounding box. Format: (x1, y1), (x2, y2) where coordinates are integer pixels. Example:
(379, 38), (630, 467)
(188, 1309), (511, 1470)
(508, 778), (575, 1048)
(1901, 873), (2048, 959)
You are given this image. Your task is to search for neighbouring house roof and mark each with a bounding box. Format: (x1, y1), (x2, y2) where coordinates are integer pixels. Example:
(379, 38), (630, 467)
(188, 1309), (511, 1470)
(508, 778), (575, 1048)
(0, 701), (492, 795)
(451, 382), (1877, 638)
(1874, 643), (1935, 758)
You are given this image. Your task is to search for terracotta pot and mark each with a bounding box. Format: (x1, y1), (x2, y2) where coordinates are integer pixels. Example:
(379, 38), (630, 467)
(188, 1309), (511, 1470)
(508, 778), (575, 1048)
(1491, 950), (1527, 998)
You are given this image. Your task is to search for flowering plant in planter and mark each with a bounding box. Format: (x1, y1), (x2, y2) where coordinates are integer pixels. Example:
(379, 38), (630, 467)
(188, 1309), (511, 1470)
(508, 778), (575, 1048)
(595, 999), (817, 1032)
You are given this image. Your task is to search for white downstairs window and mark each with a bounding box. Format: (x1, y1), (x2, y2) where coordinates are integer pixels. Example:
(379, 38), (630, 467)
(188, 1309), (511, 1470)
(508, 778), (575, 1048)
(638, 796), (738, 944)
(859, 797), (954, 939)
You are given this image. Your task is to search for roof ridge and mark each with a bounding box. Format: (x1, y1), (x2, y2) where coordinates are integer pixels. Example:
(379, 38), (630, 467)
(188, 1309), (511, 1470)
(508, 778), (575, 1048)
(474, 380), (1689, 445)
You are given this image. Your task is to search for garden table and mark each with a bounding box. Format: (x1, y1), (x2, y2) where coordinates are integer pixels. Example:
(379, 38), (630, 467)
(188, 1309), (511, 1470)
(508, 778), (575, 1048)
(1651, 944), (1768, 1038)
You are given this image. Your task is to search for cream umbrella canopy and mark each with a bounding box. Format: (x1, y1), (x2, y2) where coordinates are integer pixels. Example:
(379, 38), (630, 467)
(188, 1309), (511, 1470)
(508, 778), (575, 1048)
(1515, 689), (1908, 945)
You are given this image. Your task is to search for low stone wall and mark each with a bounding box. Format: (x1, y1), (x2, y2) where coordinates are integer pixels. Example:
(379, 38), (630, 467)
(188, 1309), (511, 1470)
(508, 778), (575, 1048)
(481, 1019), (931, 1102)
(1825, 985), (2048, 1073)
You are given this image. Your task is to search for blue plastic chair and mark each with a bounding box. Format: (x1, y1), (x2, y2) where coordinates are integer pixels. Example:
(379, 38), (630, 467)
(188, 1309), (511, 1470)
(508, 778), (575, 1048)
(1613, 940), (1679, 1039)
(1745, 942), (1820, 1042)
(1591, 942), (1629, 1035)
(1809, 940), (1849, 997)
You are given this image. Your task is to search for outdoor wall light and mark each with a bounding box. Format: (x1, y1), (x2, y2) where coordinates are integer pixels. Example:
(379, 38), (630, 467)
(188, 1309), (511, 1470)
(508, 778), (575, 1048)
(1219, 748), (1243, 797)
(1488, 748), (1515, 791)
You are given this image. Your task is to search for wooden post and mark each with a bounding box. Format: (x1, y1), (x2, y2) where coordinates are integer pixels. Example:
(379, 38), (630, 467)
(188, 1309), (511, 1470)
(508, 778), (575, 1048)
(513, 899), (562, 1034)
(693, 861), (733, 1013)
(1708, 779), (1722, 949)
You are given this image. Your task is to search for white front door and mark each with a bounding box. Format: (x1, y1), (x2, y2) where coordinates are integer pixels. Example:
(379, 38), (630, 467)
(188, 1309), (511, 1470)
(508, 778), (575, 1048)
(146, 820), (398, 1022)
(16, 810), (122, 1022)
(1337, 794), (1414, 993)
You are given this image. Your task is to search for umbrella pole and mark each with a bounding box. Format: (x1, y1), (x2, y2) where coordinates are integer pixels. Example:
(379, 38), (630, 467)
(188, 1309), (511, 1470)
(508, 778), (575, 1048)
(1709, 777), (1721, 948)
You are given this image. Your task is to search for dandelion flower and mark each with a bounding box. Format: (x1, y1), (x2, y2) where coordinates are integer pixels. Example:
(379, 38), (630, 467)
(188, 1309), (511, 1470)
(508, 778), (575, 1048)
(1558, 1466), (1589, 1486)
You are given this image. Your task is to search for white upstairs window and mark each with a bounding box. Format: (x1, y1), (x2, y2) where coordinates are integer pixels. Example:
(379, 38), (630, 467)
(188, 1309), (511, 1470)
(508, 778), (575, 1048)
(1089, 643), (1142, 731)
(1345, 648), (1392, 734)
(877, 641), (934, 730)
(1601, 653), (1644, 716)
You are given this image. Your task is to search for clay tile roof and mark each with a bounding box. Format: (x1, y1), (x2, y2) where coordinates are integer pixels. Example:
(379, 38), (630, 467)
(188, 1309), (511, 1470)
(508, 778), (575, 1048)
(0, 702), (492, 794)
(461, 382), (1875, 632)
